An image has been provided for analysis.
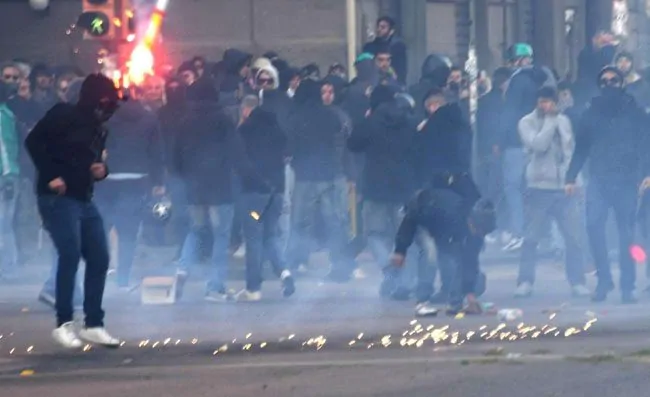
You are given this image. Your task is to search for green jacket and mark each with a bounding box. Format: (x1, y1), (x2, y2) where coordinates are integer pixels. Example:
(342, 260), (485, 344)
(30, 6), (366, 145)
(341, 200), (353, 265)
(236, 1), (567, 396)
(0, 104), (19, 177)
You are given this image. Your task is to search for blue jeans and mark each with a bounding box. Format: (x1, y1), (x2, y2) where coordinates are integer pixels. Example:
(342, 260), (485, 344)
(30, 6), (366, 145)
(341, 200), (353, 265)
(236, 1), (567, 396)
(38, 195), (109, 327)
(289, 180), (349, 270)
(502, 148), (526, 236)
(0, 176), (19, 271)
(241, 193), (287, 291)
(178, 204), (234, 292)
(95, 179), (147, 287)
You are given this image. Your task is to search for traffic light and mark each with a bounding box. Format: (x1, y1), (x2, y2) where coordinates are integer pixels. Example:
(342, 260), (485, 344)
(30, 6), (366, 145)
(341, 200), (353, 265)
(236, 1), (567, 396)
(78, 0), (115, 39)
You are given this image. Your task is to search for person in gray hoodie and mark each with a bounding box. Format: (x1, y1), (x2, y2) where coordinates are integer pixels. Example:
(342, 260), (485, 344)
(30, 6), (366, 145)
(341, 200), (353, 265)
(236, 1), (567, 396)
(514, 87), (587, 298)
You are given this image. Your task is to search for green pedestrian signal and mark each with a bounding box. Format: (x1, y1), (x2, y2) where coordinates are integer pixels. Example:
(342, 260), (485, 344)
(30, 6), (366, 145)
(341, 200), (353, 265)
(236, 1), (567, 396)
(91, 17), (105, 34)
(78, 12), (111, 37)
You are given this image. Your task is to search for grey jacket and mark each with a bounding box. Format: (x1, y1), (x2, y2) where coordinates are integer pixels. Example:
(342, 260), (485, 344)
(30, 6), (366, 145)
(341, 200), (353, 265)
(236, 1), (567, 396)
(518, 110), (578, 190)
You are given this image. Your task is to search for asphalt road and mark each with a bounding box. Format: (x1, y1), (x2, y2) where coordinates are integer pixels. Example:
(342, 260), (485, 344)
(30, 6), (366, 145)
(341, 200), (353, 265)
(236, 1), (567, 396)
(3, 249), (650, 397)
(3, 334), (650, 397)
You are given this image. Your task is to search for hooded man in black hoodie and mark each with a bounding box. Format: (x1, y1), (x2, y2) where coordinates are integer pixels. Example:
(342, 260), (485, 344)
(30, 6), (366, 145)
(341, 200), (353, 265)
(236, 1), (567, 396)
(232, 95), (295, 301)
(173, 81), (238, 302)
(215, 48), (252, 107)
(286, 79), (350, 277)
(408, 54), (453, 121)
(565, 66), (650, 304)
(96, 93), (164, 289)
(25, 73), (122, 349)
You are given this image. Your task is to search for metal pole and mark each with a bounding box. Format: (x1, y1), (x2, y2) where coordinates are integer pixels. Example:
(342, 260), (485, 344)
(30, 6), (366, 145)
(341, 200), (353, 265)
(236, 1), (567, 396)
(346, 0), (357, 80)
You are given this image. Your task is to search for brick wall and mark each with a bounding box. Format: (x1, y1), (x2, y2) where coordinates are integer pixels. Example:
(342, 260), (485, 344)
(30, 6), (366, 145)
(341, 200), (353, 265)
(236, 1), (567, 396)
(0, 0), (349, 71)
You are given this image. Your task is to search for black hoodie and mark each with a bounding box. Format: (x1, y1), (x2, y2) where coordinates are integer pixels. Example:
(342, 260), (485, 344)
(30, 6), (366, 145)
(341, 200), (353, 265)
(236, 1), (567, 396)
(408, 55), (452, 120)
(174, 85), (238, 205)
(217, 48), (252, 101)
(287, 79), (342, 182)
(347, 99), (416, 203)
(235, 107), (287, 194)
(104, 100), (164, 186)
(413, 103), (473, 187)
(566, 92), (650, 186)
(500, 66), (554, 149)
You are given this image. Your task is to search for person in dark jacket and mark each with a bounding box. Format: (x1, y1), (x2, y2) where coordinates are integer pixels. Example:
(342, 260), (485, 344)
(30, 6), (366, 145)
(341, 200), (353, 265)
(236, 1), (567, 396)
(173, 81), (238, 302)
(25, 73), (121, 349)
(232, 95), (295, 301)
(411, 88), (479, 303)
(95, 98), (164, 289)
(499, 43), (556, 252)
(389, 188), (495, 316)
(286, 79), (350, 277)
(574, 30), (618, 108)
(216, 48), (252, 107)
(565, 66), (650, 304)
(348, 85), (421, 294)
(476, 67), (511, 199)
(363, 16), (408, 85)
(408, 54), (453, 121)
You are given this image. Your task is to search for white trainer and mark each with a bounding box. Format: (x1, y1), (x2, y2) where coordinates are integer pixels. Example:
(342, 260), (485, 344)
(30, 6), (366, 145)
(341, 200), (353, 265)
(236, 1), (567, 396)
(52, 322), (83, 349)
(514, 282), (533, 298)
(235, 289), (262, 302)
(79, 327), (121, 348)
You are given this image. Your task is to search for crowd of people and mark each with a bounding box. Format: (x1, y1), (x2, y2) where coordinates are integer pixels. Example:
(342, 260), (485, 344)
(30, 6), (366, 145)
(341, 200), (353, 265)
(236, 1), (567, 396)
(1, 18), (650, 348)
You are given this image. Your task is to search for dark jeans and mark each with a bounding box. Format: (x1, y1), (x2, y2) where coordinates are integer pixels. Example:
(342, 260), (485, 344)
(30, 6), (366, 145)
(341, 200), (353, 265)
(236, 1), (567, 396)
(241, 193), (287, 291)
(95, 179), (147, 287)
(519, 189), (586, 286)
(38, 195), (109, 328)
(585, 180), (637, 292)
(437, 234), (483, 307)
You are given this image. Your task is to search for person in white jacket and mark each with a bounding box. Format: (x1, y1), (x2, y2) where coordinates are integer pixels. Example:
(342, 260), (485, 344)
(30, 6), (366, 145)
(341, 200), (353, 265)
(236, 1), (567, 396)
(514, 86), (588, 298)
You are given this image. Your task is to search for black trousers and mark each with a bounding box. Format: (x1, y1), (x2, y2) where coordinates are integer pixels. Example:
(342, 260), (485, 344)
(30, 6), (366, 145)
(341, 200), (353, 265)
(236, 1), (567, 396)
(440, 234), (484, 307)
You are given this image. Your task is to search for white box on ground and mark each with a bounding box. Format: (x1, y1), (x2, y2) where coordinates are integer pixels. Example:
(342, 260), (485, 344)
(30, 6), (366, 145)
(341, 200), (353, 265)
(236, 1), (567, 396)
(141, 276), (177, 305)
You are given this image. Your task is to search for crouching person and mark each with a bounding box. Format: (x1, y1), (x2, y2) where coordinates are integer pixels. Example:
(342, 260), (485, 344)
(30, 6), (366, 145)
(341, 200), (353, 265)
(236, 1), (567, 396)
(388, 187), (496, 316)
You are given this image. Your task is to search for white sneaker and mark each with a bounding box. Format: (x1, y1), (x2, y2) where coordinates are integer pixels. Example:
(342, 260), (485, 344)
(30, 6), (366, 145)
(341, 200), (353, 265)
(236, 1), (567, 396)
(503, 237), (524, 252)
(501, 231), (513, 244)
(233, 244), (246, 259)
(571, 284), (591, 297)
(79, 327), (121, 348)
(415, 302), (439, 317)
(514, 282), (533, 298)
(352, 268), (367, 279)
(235, 289), (262, 302)
(52, 322), (83, 349)
(484, 233), (498, 245)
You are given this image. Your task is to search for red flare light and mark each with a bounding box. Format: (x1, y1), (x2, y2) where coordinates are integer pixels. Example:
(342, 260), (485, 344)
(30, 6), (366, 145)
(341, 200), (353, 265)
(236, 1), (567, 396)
(630, 245), (647, 264)
(126, 0), (169, 87)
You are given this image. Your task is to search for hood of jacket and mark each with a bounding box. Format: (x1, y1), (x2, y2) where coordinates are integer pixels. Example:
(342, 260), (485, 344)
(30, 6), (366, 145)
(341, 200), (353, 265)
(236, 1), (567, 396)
(371, 100), (409, 129)
(222, 48), (252, 75)
(420, 54), (452, 82)
(293, 79), (322, 106)
(255, 63), (280, 90)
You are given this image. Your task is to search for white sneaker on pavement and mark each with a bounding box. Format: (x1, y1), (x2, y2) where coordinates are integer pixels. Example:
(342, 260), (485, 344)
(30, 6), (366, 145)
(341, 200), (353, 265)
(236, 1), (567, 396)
(514, 282), (533, 298)
(571, 284), (591, 297)
(235, 289), (262, 302)
(79, 327), (121, 348)
(52, 322), (83, 349)
(415, 302), (439, 317)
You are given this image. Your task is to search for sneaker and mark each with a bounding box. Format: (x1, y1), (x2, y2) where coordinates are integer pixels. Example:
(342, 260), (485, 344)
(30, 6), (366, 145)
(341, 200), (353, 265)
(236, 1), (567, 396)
(52, 322), (83, 349)
(484, 232), (499, 245)
(205, 289), (231, 303)
(571, 284), (591, 297)
(501, 231), (513, 244)
(415, 302), (439, 317)
(622, 291), (638, 304)
(503, 237), (524, 252)
(514, 282), (533, 298)
(352, 268), (367, 279)
(175, 268), (189, 280)
(233, 244), (246, 259)
(281, 270), (296, 297)
(79, 327), (121, 348)
(235, 289), (262, 302)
